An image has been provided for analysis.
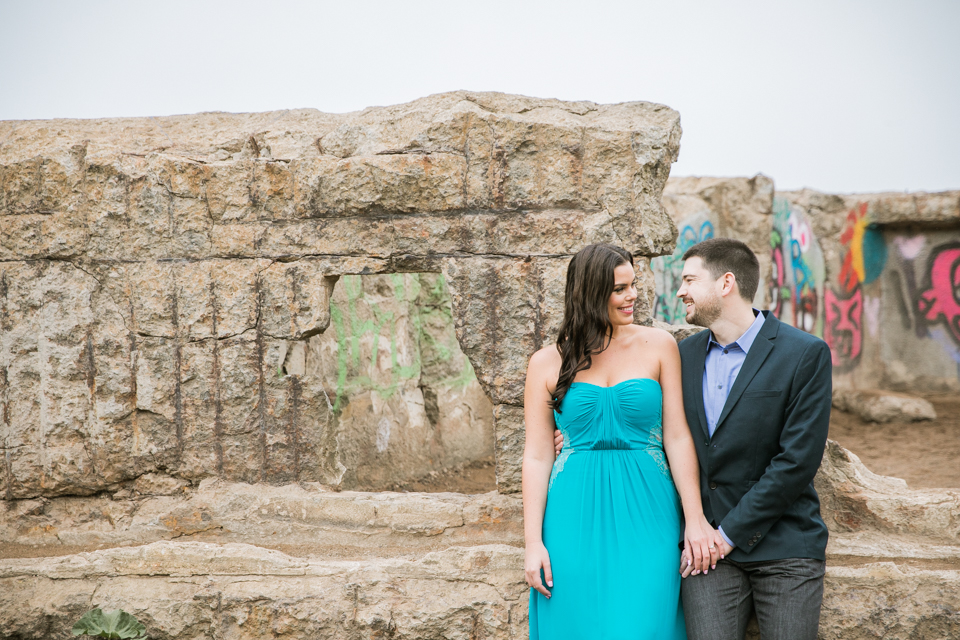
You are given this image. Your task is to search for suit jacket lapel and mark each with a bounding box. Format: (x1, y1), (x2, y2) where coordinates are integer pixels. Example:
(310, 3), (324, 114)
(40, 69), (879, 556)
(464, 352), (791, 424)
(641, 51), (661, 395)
(686, 331), (711, 442)
(713, 312), (778, 435)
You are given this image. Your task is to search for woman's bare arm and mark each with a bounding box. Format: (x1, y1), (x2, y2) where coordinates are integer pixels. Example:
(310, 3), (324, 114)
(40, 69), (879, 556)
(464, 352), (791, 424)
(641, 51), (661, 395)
(657, 330), (722, 575)
(522, 347), (560, 598)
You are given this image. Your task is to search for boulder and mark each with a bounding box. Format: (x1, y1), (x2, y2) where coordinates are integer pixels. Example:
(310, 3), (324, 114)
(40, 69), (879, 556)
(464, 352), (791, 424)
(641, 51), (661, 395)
(832, 389), (937, 423)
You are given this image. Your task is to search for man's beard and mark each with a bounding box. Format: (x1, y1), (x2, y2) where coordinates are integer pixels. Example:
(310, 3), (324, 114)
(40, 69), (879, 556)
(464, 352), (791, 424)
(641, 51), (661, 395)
(687, 294), (722, 327)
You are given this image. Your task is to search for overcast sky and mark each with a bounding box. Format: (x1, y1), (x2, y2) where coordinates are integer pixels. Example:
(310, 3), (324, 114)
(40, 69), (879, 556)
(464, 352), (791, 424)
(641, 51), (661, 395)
(1, 0), (957, 193)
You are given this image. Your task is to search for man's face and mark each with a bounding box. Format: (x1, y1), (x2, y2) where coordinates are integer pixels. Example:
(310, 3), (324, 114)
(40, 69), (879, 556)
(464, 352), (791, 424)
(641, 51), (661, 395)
(676, 257), (723, 327)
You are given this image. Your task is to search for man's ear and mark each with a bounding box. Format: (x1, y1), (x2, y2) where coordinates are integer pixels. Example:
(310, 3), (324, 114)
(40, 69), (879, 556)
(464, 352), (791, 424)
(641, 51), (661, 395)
(719, 272), (738, 298)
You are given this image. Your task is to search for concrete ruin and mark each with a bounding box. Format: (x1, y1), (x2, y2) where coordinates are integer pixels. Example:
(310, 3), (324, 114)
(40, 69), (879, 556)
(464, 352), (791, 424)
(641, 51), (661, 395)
(1, 93), (958, 639)
(654, 177), (960, 394)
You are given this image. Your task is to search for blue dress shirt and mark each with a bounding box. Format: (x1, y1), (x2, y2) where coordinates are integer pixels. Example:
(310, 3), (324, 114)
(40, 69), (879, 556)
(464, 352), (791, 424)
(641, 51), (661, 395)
(702, 309), (766, 547)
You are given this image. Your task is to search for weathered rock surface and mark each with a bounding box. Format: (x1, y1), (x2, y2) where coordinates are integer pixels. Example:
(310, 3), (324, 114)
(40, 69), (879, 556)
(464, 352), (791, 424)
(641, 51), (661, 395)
(1, 439), (958, 639)
(839, 190), (960, 226)
(832, 388), (937, 423)
(662, 175), (775, 260)
(0, 481), (523, 559)
(0, 91), (682, 497)
(0, 541), (530, 640)
(655, 180), (960, 396)
(816, 439), (960, 545)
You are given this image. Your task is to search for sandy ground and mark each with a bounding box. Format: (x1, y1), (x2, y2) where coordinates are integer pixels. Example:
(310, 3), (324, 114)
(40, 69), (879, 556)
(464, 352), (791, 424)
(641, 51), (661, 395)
(828, 392), (960, 490)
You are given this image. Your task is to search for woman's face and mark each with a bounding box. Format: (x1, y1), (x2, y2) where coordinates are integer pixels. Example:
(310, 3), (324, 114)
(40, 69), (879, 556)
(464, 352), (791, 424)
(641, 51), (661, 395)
(607, 263), (638, 327)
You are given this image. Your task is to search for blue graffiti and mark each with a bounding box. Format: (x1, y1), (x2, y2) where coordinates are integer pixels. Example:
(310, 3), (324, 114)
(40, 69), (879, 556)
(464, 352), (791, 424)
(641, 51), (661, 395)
(652, 218), (715, 324)
(790, 238), (814, 309)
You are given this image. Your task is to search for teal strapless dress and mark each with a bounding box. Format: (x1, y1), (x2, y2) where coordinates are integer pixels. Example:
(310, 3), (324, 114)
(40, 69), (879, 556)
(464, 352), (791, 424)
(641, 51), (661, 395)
(530, 378), (686, 639)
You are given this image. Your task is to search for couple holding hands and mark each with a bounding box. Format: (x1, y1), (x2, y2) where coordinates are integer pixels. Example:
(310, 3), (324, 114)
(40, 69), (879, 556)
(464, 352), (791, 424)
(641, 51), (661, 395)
(522, 239), (832, 640)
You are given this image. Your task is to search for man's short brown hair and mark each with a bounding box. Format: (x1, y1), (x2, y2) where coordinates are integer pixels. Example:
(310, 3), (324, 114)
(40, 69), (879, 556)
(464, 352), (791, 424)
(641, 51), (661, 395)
(682, 237), (760, 302)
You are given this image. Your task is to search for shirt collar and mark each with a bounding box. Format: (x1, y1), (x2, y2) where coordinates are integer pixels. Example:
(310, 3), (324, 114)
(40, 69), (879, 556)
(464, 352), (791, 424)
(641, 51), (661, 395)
(706, 309), (766, 353)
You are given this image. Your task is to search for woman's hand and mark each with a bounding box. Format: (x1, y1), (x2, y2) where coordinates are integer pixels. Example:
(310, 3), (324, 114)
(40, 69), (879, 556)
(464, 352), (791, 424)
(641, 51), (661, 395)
(525, 541), (553, 598)
(682, 513), (720, 577)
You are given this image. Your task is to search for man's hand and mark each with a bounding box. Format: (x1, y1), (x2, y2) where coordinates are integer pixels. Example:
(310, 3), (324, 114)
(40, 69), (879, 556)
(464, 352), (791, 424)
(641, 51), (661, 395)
(716, 535), (734, 559)
(554, 429), (564, 456)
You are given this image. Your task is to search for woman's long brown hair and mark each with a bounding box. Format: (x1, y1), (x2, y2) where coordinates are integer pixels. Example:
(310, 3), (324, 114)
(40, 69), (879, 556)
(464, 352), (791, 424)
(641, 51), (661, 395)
(551, 243), (634, 412)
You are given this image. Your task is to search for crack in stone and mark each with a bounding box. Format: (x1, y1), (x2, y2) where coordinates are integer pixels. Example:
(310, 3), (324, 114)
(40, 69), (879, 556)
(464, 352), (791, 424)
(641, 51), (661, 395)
(211, 279), (224, 476)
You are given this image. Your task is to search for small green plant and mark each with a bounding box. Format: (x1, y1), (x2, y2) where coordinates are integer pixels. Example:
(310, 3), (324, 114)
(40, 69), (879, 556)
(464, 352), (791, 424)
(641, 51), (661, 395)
(72, 608), (146, 639)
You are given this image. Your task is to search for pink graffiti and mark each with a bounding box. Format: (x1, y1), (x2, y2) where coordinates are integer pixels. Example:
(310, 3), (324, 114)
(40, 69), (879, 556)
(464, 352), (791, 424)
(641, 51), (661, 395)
(825, 287), (862, 368)
(894, 235), (926, 261)
(918, 245), (960, 345)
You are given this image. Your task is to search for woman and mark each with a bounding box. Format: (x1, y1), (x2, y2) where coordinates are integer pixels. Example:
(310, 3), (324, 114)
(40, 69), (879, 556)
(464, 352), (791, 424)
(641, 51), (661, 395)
(523, 243), (718, 639)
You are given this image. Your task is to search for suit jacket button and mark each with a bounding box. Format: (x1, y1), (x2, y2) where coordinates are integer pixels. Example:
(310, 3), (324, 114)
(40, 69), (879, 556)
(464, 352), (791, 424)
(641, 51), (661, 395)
(709, 482), (717, 490)
(748, 541), (754, 546)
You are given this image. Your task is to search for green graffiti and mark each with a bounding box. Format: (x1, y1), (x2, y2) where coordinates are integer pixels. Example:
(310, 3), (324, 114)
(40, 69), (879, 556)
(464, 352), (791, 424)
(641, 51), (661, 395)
(328, 274), (476, 412)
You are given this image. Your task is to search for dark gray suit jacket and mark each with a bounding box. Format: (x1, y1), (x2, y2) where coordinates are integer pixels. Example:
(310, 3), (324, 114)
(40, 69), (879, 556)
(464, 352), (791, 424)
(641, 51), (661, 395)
(678, 311), (832, 562)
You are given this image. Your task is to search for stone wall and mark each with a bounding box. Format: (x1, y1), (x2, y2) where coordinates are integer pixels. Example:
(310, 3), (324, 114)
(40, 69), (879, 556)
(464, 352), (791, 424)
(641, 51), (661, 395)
(653, 177), (960, 393)
(0, 91), (682, 498)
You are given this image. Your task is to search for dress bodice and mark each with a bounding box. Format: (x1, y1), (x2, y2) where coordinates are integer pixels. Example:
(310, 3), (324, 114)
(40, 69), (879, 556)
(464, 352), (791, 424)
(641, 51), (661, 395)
(554, 378), (663, 451)
(549, 378), (668, 490)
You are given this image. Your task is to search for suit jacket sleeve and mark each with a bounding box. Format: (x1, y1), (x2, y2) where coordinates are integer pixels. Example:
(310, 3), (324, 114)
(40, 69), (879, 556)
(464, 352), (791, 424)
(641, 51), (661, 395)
(719, 339), (832, 552)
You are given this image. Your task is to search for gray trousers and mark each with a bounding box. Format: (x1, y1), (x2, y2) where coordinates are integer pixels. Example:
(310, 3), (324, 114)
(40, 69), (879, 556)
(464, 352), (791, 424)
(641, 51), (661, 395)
(680, 557), (825, 640)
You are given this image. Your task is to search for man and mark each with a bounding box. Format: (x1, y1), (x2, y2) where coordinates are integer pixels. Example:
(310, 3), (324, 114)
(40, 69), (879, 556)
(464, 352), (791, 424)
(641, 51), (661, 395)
(555, 238), (833, 640)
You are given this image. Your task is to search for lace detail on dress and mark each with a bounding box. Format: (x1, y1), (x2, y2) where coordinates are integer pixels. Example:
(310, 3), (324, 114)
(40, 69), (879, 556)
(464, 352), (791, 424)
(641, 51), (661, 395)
(645, 422), (671, 478)
(548, 415), (575, 492)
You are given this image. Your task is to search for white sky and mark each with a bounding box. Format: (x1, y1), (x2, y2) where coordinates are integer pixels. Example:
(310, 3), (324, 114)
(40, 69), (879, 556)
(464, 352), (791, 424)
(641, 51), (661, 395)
(1, 0), (957, 193)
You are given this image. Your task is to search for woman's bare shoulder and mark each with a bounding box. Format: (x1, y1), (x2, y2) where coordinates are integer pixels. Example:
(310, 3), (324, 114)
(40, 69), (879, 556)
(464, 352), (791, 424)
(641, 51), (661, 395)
(627, 324), (679, 354)
(527, 344), (561, 393)
(528, 343), (562, 370)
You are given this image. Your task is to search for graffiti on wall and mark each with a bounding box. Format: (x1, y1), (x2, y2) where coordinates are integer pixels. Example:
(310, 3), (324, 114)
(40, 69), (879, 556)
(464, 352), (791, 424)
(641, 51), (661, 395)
(917, 243), (960, 346)
(653, 192), (959, 386)
(652, 211), (714, 324)
(823, 202), (888, 370)
(769, 197), (826, 336)
(824, 287), (863, 369)
(327, 274), (476, 412)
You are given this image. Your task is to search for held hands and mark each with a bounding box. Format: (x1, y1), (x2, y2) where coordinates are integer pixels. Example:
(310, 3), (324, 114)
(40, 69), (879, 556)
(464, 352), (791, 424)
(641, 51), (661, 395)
(679, 516), (727, 578)
(681, 534), (732, 577)
(557, 429), (739, 579)
(525, 541), (554, 598)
